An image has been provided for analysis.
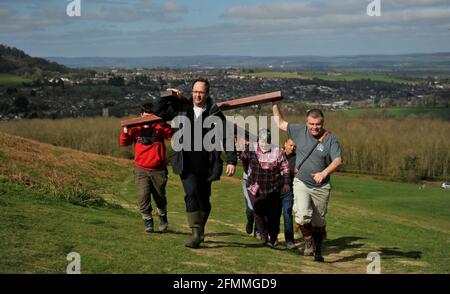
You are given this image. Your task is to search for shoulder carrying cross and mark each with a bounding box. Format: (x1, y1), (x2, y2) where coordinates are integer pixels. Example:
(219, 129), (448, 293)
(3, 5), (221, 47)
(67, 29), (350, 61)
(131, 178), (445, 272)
(120, 90), (283, 128)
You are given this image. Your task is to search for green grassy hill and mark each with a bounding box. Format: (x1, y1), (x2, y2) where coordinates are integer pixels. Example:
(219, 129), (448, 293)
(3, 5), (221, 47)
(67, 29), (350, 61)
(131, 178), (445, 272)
(0, 132), (449, 273)
(243, 71), (421, 84)
(343, 107), (450, 121)
(0, 44), (68, 77)
(0, 73), (32, 86)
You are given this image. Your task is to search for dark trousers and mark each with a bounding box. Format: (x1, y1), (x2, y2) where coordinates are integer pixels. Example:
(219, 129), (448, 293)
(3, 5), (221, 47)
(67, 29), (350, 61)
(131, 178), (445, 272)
(243, 177), (259, 235)
(180, 173), (212, 213)
(134, 166), (168, 218)
(253, 191), (282, 242)
(281, 191), (294, 242)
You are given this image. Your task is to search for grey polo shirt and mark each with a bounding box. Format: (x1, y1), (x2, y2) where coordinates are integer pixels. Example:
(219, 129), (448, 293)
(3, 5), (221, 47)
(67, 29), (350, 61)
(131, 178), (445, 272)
(287, 123), (341, 188)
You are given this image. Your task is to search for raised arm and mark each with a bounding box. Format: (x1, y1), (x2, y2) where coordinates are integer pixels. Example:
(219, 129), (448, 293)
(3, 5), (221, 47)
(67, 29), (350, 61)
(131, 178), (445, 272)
(272, 102), (288, 131)
(119, 126), (135, 147)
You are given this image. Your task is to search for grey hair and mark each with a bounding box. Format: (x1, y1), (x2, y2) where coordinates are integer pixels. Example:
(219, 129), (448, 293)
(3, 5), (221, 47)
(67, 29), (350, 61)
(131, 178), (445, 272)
(258, 128), (271, 143)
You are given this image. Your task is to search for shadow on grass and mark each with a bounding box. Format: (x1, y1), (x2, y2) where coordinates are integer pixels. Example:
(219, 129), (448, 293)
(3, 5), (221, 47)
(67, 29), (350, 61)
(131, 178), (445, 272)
(201, 240), (267, 249)
(325, 236), (366, 255)
(154, 230), (242, 237)
(379, 247), (422, 259)
(151, 229), (190, 236)
(206, 232), (241, 238)
(324, 236), (422, 263)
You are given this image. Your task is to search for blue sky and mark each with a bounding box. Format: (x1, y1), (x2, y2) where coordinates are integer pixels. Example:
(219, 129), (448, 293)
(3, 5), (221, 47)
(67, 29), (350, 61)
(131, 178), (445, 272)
(0, 0), (449, 57)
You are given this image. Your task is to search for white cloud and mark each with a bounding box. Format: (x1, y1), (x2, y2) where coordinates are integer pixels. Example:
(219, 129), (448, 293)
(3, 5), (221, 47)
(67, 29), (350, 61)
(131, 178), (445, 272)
(0, 0), (188, 32)
(224, 2), (313, 19)
(385, 0), (450, 8)
(224, 0), (450, 20)
(0, 4), (71, 33)
(82, 0), (188, 23)
(221, 1), (450, 34)
(162, 0), (187, 13)
(223, 1), (376, 19)
(0, 7), (15, 18)
(2, 0), (449, 56)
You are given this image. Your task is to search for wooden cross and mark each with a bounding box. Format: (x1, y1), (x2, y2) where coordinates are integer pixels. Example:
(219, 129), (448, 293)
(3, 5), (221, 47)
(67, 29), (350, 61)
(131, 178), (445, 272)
(120, 90), (283, 128)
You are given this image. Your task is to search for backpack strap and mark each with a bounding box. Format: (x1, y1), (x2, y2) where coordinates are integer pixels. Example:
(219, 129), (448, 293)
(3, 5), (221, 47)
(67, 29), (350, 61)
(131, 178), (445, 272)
(295, 130), (328, 174)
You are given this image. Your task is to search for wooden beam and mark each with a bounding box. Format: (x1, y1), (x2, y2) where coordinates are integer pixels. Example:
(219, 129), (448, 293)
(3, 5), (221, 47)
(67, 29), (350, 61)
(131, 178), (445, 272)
(216, 91), (283, 111)
(120, 90), (183, 127)
(120, 114), (164, 128)
(120, 90), (283, 128)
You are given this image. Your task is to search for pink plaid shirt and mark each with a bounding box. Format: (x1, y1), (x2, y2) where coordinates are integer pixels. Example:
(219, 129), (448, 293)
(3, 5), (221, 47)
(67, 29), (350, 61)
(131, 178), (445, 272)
(241, 142), (291, 198)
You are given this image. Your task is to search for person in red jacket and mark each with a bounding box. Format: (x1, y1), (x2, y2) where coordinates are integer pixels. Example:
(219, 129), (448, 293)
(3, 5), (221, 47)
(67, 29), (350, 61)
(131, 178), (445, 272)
(120, 103), (174, 233)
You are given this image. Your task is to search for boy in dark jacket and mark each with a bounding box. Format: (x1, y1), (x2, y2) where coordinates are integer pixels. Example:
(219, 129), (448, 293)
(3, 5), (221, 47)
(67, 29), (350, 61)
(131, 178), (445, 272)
(120, 103), (174, 233)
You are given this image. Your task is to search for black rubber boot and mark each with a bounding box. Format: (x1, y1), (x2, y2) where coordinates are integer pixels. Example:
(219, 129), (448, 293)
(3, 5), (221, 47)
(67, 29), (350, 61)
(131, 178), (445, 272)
(185, 211), (203, 249)
(200, 210), (210, 242)
(245, 208), (254, 235)
(313, 226), (325, 262)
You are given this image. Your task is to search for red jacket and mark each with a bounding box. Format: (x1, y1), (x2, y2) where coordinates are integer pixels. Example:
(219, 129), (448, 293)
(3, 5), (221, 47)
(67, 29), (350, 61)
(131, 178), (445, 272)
(120, 123), (174, 171)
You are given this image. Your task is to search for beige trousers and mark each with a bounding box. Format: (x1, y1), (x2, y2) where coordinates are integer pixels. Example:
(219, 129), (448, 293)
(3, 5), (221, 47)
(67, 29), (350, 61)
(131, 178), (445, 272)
(292, 178), (331, 227)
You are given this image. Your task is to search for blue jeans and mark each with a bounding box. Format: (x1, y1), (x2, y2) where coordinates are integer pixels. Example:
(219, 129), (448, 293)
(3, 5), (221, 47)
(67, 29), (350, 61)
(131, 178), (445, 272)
(280, 191), (294, 243)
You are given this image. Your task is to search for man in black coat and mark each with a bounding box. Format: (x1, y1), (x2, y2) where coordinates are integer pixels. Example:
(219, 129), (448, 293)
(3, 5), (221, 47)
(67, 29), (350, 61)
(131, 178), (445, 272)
(154, 79), (237, 248)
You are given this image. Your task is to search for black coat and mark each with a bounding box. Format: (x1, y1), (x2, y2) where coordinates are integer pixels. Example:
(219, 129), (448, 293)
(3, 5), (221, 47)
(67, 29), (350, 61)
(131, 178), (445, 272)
(153, 96), (237, 182)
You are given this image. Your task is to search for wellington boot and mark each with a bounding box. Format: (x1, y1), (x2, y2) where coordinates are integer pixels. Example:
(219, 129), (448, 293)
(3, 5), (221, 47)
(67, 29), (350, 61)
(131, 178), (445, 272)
(185, 211), (203, 249)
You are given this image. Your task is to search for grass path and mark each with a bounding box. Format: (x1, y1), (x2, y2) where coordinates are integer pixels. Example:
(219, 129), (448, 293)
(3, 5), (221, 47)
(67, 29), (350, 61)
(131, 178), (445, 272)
(1, 132), (449, 273)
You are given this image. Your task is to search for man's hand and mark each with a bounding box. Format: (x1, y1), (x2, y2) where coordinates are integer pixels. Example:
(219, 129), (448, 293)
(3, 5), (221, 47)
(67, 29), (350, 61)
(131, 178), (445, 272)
(312, 171), (328, 184)
(226, 164), (236, 176)
(282, 184), (291, 194)
(272, 102), (288, 131)
(166, 88), (183, 99)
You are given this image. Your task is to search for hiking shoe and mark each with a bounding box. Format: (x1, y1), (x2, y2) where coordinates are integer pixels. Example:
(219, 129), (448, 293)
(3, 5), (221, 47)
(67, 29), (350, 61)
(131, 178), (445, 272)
(159, 214), (168, 232)
(286, 241), (296, 250)
(144, 218), (154, 233)
(302, 236), (315, 256)
(314, 254), (324, 262)
(268, 238), (279, 248)
(260, 235), (268, 246)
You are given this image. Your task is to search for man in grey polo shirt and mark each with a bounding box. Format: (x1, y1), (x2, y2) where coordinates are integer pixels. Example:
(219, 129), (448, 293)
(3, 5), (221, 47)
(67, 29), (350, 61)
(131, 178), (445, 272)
(272, 103), (342, 262)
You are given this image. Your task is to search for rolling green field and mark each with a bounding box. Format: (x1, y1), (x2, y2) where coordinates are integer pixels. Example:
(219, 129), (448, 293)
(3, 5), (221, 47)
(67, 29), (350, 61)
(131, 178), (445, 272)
(244, 71), (420, 84)
(0, 132), (449, 273)
(342, 107), (450, 120)
(0, 74), (31, 86)
(0, 111), (449, 185)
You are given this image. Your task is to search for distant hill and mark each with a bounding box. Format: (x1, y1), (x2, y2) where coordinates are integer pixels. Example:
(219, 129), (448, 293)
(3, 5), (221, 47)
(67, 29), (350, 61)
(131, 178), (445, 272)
(0, 44), (69, 78)
(47, 53), (450, 75)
